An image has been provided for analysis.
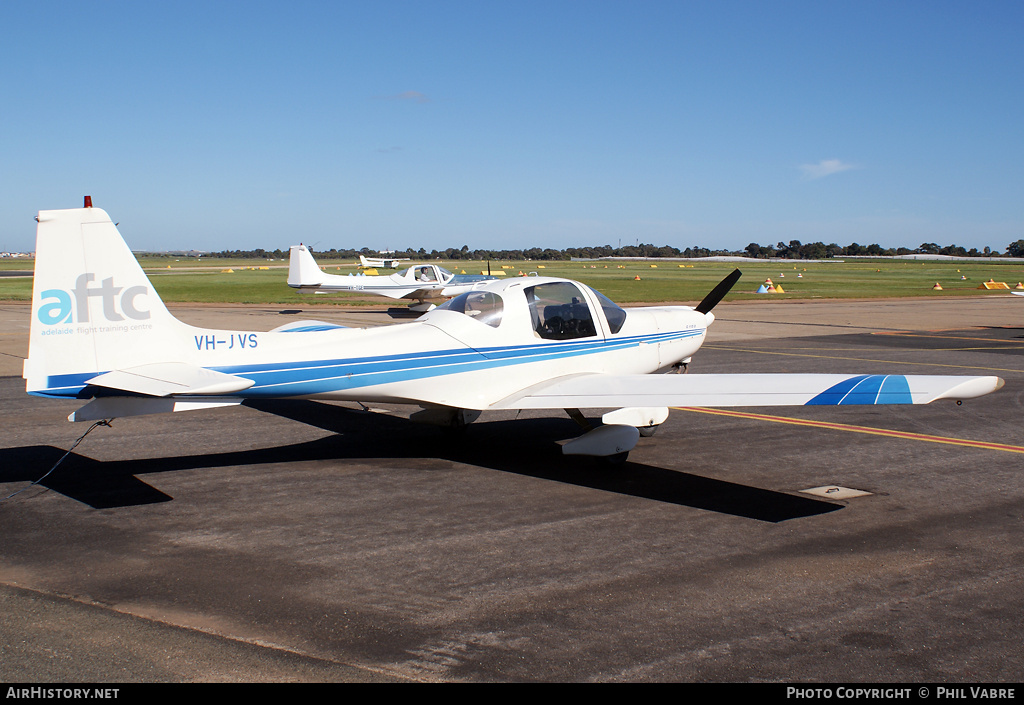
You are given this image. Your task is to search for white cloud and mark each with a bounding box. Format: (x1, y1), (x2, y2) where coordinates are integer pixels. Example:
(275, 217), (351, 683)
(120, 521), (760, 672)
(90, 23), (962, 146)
(379, 90), (430, 103)
(799, 159), (857, 179)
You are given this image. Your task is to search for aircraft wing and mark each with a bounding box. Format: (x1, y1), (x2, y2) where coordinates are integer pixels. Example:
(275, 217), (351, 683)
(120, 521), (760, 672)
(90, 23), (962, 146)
(490, 373), (1004, 409)
(399, 285), (448, 301)
(295, 275), (441, 300)
(439, 281), (494, 298)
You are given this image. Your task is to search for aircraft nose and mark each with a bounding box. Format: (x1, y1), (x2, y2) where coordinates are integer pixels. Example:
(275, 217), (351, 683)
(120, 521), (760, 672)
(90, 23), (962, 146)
(704, 311), (716, 325)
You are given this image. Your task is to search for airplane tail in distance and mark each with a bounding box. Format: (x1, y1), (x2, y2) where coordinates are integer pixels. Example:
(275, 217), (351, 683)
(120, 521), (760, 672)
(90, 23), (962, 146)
(288, 244), (325, 289)
(24, 199), (186, 394)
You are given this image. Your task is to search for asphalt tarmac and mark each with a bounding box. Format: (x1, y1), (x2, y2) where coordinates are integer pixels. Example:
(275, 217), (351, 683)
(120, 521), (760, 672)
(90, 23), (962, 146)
(1, 296), (1023, 683)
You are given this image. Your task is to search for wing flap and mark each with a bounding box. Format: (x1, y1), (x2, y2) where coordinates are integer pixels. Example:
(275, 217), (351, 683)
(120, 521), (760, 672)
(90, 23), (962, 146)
(85, 362), (255, 397)
(490, 373), (1004, 410)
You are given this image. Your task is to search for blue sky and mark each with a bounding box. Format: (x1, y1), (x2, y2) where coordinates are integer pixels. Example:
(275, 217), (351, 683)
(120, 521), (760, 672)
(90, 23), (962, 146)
(1, 1), (1021, 254)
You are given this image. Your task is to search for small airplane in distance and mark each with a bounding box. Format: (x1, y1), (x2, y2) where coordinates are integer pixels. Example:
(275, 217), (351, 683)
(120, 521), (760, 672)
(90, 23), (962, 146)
(359, 253), (409, 269)
(24, 200), (1004, 462)
(289, 244), (495, 311)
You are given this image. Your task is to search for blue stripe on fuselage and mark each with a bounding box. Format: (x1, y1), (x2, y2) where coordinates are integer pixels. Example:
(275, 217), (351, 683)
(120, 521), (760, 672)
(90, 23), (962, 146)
(226, 328), (703, 396)
(32, 328), (705, 398)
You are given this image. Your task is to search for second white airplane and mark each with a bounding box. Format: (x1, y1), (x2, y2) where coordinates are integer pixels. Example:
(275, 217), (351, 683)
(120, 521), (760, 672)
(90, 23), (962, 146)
(289, 244), (495, 311)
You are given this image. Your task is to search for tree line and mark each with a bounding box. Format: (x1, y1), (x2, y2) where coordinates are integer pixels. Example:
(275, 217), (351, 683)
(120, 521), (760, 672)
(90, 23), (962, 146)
(195, 239), (1024, 261)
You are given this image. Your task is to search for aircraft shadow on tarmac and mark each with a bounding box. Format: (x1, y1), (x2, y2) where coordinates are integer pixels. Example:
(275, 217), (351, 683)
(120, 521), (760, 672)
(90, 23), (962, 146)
(1, 400), (841, 521)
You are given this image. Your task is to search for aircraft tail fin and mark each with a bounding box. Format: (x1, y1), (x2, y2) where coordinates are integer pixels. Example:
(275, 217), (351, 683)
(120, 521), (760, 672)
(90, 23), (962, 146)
(24, 199), (187, 396)
(288, 244), (325, 288)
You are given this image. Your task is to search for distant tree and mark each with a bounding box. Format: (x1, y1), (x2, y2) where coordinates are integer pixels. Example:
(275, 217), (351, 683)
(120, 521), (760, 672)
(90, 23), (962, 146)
(199, 236), (1012, 263)
(745, 242), (775, 258)
(799, 242), (827, 259)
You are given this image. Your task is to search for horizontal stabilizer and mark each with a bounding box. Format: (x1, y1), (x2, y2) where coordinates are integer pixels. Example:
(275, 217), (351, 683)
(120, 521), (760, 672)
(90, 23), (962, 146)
(85, 363), (254, 397)
(70, 396), (243, 422)
(491, 373), (1004, 410)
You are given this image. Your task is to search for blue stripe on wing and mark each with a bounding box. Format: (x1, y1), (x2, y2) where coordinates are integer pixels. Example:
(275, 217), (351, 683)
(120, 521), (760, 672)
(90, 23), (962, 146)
(806, 375), (913, 405)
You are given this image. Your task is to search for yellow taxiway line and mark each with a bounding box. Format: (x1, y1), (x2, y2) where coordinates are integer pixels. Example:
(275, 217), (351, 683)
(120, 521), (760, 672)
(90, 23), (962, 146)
(675, 407), (1024, 455)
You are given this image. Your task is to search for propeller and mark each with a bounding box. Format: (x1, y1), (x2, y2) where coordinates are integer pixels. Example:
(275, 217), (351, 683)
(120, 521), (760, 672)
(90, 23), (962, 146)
(695, 268), (742, 314)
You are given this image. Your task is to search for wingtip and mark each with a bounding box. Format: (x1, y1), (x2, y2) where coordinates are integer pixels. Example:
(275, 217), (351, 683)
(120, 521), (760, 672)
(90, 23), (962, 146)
(939, 375), (1005, 401)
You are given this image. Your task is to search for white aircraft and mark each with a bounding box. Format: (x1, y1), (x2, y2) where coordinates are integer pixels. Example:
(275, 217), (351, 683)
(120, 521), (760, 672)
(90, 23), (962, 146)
(359, 253), (409, 269)
(24, 201), (1004, 462)
(289, 243), (494, 311)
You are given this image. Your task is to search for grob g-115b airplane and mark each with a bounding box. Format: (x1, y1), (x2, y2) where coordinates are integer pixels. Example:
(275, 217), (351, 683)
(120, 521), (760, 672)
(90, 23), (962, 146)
(289, 243), (495, 311)
(24, 200), (1004, 461)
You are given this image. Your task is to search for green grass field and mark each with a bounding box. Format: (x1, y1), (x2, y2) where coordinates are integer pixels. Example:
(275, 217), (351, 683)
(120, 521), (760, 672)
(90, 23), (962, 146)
(3, 256), (1024, 306)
